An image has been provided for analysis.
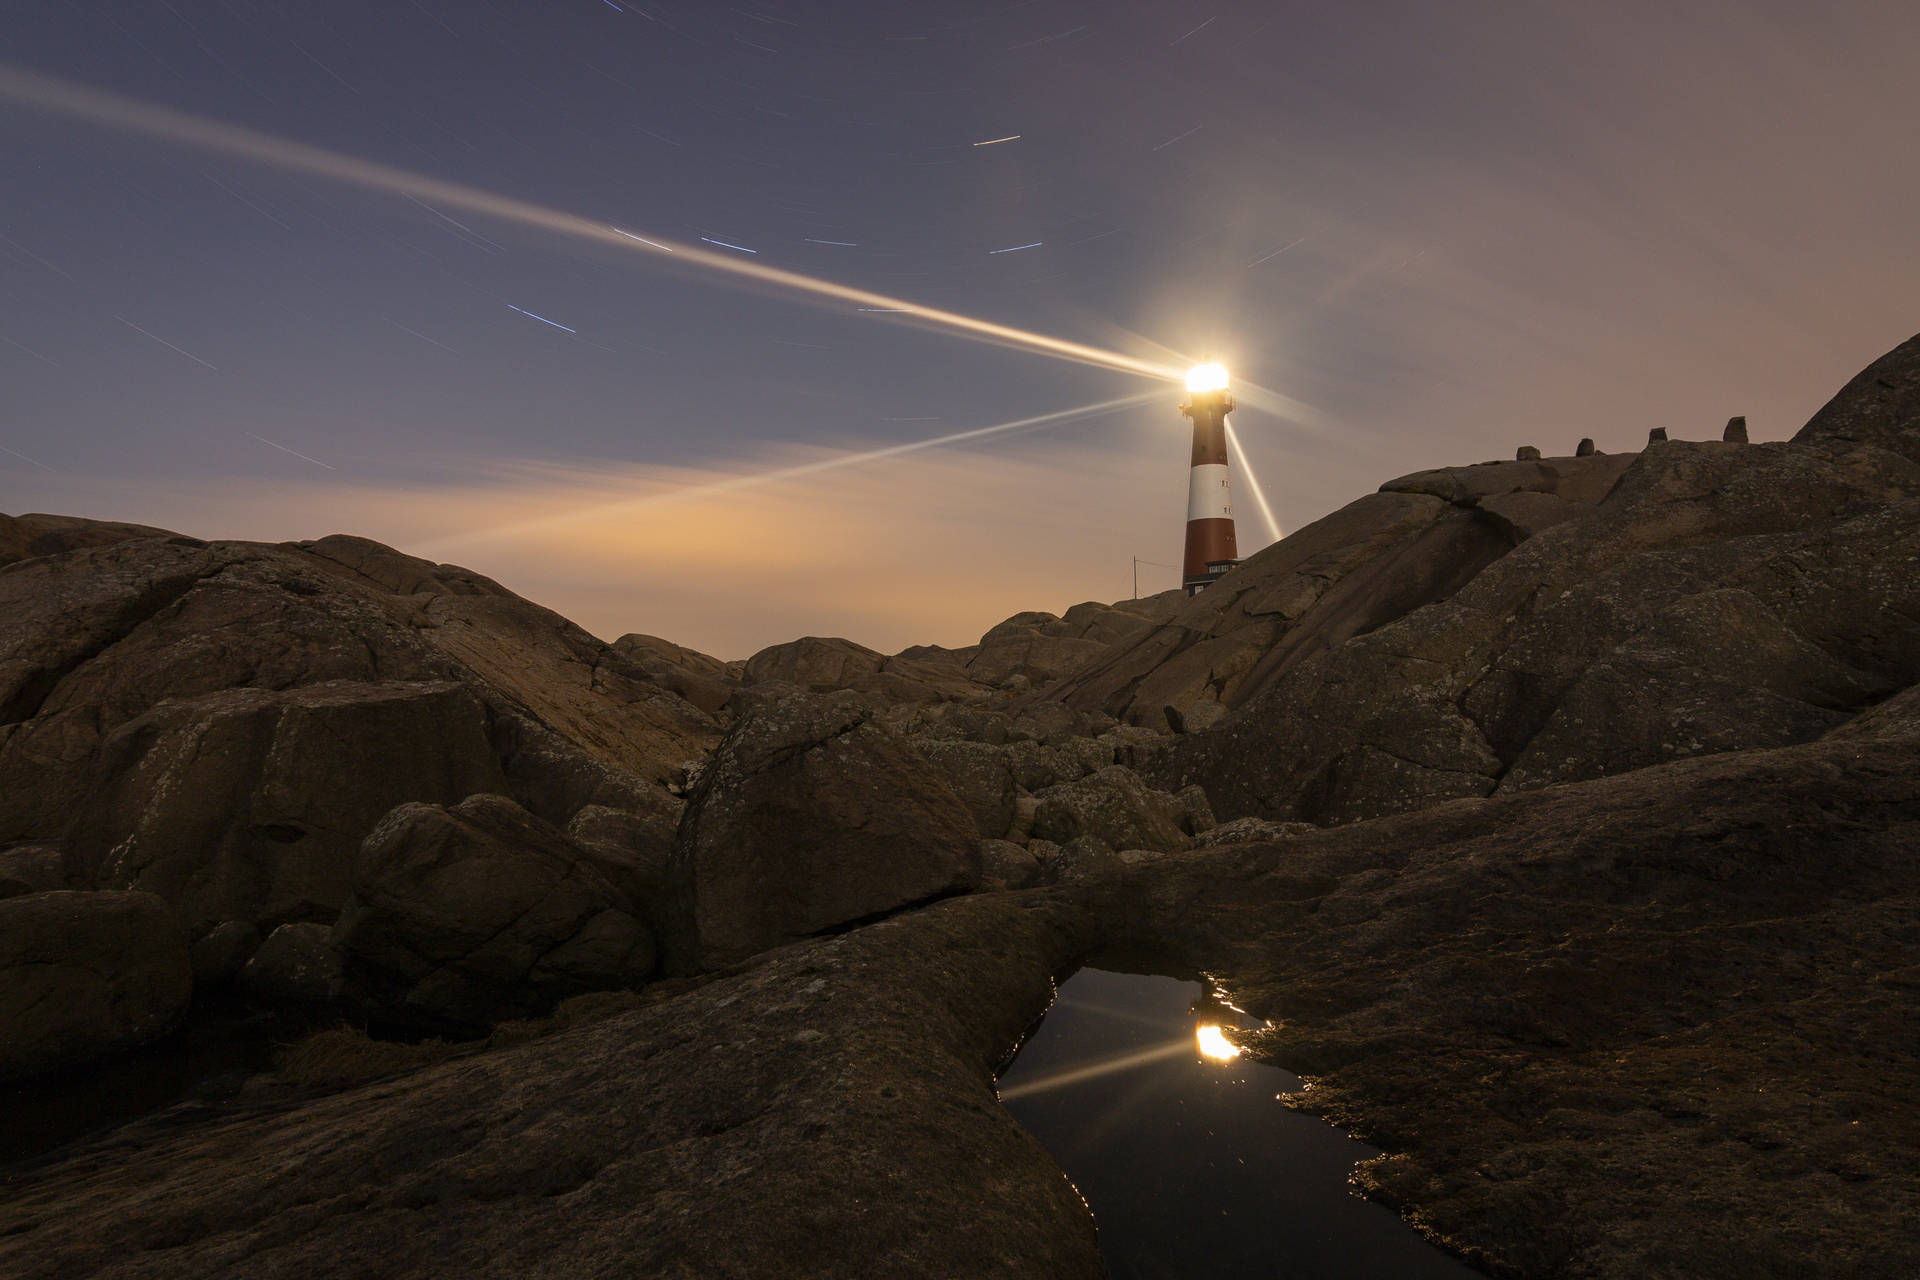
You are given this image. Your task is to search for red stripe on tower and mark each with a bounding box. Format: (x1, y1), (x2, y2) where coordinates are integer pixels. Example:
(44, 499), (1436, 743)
(1180, 361), (1239, 594)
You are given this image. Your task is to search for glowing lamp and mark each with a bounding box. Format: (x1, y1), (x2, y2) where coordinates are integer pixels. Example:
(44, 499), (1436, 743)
(1178, 358), (1239, 594)
(1195, 1023), (1241, 1062)
(1185, 361), (1230, 393)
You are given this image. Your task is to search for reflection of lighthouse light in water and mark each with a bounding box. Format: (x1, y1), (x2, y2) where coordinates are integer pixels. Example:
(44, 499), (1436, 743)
(1195, 1023), (1241, 1061)
(997, 970), (1483, 1280)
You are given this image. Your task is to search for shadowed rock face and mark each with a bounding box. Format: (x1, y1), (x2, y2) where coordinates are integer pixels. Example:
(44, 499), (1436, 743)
(664, 690), (982, 971)
(66, 681), (509, 937)
(0, 892), (1106, 1280)
(335, 794), (654, 1031)
(0, 891), (191, 1083)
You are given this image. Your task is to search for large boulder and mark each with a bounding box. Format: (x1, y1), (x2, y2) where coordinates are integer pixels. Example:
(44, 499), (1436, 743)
(667, 691), (981, 970)
(0, 890), (191, 1082)
(334, 794), (654, 1030)
(1029, 766), (1192, 853)
(66, 680), (510, 938)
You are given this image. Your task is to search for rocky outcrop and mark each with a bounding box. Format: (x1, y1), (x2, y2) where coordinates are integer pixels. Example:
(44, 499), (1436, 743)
(0, 512), (183, 569)
(0, 531), (717, 865)
(66, 681), (509, 938)
(334, 794), (654, 1030)
(1042, 452), (1642, 732)
(665, 690), (981, 971)
(1125, 334), (1920, 827)
(0, 891), (1106, 1280)
(0, 890), (191, 1082)
(0, 529), (722, 994)
(1793, 330), (1920, 463)
(1159, 437), (1920, 825)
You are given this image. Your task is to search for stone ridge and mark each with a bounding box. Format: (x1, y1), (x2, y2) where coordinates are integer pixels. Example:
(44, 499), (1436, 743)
(1793, 330), (1920, 462)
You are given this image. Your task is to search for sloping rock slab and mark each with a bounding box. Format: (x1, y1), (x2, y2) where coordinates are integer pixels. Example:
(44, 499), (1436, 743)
(0, 893), (1104, 1280)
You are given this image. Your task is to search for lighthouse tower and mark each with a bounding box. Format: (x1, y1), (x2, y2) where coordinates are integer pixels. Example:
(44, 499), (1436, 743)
(1181, 361), (1240, 594)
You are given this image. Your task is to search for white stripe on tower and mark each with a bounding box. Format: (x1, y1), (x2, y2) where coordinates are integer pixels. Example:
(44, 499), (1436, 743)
(1187, 462), (1232, 522)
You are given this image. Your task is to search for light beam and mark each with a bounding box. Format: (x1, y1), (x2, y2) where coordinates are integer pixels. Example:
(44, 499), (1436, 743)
(417, 390), (1161, 553)
(0, 65), (1182, 384)
(996, 1039), (1193, 1102)
(1224, 418), (1284, 544)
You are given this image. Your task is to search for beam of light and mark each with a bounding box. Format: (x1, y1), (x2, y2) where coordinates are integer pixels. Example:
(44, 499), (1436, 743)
(988, 241), (1043, 254)
(995, 1039), (1192, 1102)
(416, 390), (1161, 554)
(507, 304), (577, 333)
(246, 433), (335, 470)
(0, 65), (1182, 384)
(1224, 417), (1284, 544)
(972, 135), (1021, 146)
(699, 236), (758, 254)
(804, 238), (858, 246)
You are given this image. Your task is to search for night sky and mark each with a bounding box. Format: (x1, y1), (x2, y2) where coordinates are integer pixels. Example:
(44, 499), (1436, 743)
(4, 1), (1916, 657)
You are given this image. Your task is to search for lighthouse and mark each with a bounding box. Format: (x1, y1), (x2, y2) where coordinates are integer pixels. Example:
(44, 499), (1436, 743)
(1181, 361), (1240, 594)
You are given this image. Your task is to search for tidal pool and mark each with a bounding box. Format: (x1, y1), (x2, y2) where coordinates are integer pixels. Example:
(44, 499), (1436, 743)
(996, 968), (1480, 1280)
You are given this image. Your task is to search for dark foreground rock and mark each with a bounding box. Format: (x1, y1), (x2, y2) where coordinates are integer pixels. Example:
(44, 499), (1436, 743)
(665, 691), (981, 971)
(0, 891), (191, 1082)
(335, 795), (654, 1030)
(0, 893), (1105, 1280)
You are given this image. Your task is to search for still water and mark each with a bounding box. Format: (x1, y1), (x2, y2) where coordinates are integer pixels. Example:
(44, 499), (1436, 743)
(996, 968), (1481, 1280)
